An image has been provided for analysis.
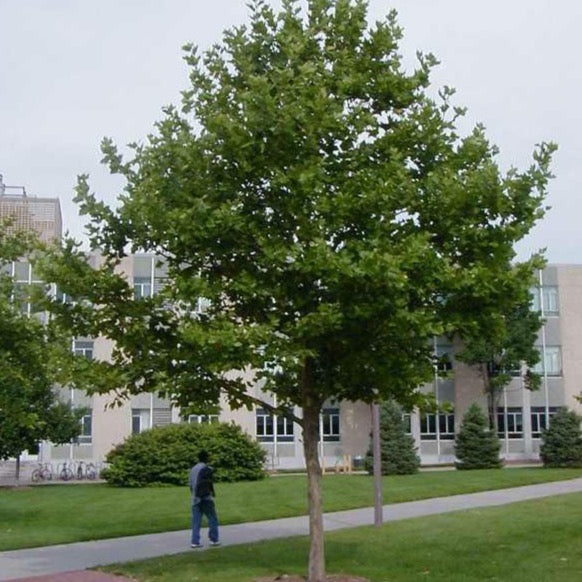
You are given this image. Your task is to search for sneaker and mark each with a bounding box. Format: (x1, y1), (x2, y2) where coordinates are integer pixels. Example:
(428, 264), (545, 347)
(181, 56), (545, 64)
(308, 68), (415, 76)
(191, 543), (203, 549)
(209, 541), (221, 547)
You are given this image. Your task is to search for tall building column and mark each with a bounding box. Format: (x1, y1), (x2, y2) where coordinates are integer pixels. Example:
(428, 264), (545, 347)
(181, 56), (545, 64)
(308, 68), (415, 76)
(411, 408), (421, 454)
(522, 379), (533, 456)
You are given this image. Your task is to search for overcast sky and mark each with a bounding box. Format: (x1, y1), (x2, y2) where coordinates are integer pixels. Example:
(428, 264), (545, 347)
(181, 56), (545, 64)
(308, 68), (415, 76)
(1, 0), (580, 262)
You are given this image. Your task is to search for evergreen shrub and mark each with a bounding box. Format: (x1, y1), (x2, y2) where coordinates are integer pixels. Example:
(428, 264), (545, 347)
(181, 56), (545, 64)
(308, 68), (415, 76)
(540, 407), (582, 468)
(102, 421), (267, 486)
(455, 403), (502, 470)
(364, 400), (420, 475)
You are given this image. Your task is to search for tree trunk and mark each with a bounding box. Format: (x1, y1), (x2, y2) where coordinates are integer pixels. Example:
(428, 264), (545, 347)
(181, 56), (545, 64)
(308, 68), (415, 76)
(302, 362), (326, 582)
(371, 403), (383, 526)
(483, 366), (497, 431)
(15, 455), (21, 482)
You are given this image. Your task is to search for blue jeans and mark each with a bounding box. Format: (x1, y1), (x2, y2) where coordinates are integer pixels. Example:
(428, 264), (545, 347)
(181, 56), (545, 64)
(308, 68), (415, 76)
(191, 497), (219, 545)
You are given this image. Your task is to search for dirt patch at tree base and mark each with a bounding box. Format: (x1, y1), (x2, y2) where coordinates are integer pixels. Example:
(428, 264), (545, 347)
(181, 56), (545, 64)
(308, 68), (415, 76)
(256, 575), (369, 582)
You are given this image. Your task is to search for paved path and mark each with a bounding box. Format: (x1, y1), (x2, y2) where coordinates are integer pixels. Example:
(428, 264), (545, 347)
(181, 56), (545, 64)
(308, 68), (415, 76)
(2, 478), (582, 581)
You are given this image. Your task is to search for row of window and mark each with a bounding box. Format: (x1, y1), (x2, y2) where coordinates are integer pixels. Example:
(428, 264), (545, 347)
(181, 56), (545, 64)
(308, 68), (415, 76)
(73, 340), (565, 378)
(256, 408), (341, 442)
(418, 413), (456, 440)
(70, 405), (562, 447)
(2, 256), (559, 315)
(4, 259), (564, 376)
(5, 259), (560, 316)
(71, 340), (562, 377)
(498, 406), (559, 439)
(420, 408), (558, 441)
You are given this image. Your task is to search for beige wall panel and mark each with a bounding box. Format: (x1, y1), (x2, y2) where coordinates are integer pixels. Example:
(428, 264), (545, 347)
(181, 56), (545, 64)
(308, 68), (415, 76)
(339, 401), (371, 458)
(452, 337), (488, 427)
(556, 267), (582, 413)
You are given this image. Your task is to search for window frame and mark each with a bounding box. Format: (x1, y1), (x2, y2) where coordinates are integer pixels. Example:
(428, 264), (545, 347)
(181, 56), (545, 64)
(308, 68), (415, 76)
(420, 412), (455, 440)
(497, 406), (523, 439)
(319, 408), (340, 442)
(131, 408), (151, 434)
(187, 414), (219, 425)
(256, 407), (295, 443)
(133, 276), (152, 300)
(532, 346), (562, 376)
(73, 339), (94, 360)
(77, 413), (92, 445)
(530, 406), (559, 438)
(530, 285), (559, 315)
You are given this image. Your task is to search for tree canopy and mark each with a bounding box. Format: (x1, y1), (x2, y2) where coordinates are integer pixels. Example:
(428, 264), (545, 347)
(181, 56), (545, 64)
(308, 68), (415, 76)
(39, 1), (554, 578)
(0, 225), (83, 465)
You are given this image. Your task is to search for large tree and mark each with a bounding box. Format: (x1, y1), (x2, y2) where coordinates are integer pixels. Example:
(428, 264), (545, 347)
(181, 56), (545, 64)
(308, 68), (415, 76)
(40, 1), (554, 579)
(0, 225), (84, 478)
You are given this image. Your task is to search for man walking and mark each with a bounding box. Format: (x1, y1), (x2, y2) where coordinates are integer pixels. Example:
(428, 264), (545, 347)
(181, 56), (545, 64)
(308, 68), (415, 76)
(189, 450), (220, 548)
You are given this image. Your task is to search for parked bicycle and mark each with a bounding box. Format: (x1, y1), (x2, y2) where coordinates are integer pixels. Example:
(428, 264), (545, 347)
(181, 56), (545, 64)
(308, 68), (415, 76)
(76, 460), (85, 480)
(31, 462), (53, 482)
(74, 460), (98, 480)
(58, 461), (74, 481)
(85, 462), (98, 480)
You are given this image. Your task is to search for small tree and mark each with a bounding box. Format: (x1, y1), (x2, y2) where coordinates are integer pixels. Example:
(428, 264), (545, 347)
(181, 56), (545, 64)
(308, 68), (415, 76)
(455, 403), (502, 469)
(0, 225), (84, 478)
(365, 400), (419, 475)
(457, 299), (543, 431)
(540, 408), (582, 468)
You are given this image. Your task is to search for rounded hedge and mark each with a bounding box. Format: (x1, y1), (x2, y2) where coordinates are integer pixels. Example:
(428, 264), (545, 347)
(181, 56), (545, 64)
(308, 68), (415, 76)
(102, 421), (267, 487)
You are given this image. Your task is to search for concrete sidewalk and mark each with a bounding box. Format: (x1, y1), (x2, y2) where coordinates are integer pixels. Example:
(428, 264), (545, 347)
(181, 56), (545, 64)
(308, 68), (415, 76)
(2, 477), (582, 581)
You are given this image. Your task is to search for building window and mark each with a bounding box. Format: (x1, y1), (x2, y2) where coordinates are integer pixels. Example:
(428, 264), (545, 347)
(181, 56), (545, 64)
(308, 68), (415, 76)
(73, 340), (94, 360)
(402, 413), (412, 434)
(530, 286), (559, 315)
(14, 261), (30, 281)
(12, 281), (30, 313)
(256, 408), (273, 441)
(134, 277), (152, 300)
(256, 408), (294, 442)
(188, 414), (219, 424)
(77, 413), (92, 444)
(320, 408), (340, 442)
(531, 407), (559, 438)
(433, 344), (453, 372)
(532, 347), (562, 376)
(497, 407), (523, 439)
(420, 413), (455, 440)
(132, 409), (151, 434)
(195, 297), (211, 314)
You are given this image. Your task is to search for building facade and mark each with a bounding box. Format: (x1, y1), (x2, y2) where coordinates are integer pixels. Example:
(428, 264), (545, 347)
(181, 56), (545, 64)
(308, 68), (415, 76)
(38, 256), (582, 470)
(2, 174), (580, 470)
(0, 175), (62, 244)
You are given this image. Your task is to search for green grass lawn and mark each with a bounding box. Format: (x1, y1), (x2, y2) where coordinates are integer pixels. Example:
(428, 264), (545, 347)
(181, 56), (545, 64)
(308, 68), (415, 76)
(103, 491), (582, 582)
(1, 467), (581, 551)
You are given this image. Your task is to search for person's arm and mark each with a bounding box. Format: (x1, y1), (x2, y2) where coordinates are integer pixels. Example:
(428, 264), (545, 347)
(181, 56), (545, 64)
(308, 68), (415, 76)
(210, 467), (216, 497)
